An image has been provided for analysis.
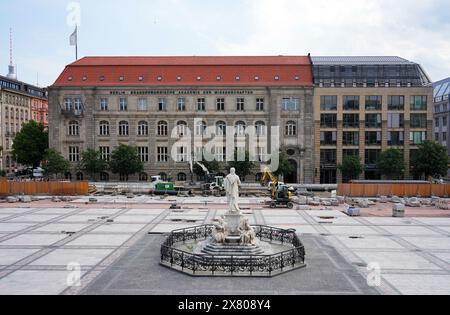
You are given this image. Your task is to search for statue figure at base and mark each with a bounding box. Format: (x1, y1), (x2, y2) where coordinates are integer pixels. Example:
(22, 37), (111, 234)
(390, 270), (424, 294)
(213, 216), (228, 244)
(239, 217), (256, 246)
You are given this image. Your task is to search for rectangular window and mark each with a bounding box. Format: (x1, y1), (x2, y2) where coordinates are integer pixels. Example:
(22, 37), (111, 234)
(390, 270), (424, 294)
(435, 133), (440, 142)
(365, 114), (382, 128)
(365, 96), (382, 110)
(236, 98), (245, 111)
(410, 114), (427, 128)
(256, 98), (264, 111)
(158, 98), (167, 111)
(321, 114), (337, 128)
(69, 146), (80, 162)
(215, 147), (226, 162)
(320, 131), (337, 145)
(73, 98), (82, 111)
(64, 98), (73, 111)
(176, 146), (188, 162)
(197, 98), (206, 111)
(410, 131), (426, 145)
(282, 98), (300, 111)
(343, 114), (359, 128)
(119, 98), (128, 111)
(216, 98), (225, 111)
(388, 96), (405, 110)
(320, 149), (337, 165)
(177, 98), (186, 111)
(100, 98), (108, 111)
(157, 147), (168, 163)
(365, 149), (381, 165)
(365, 131), (382, 146)
(343, 96), (359, 110)
(435, 118), (440, 128)
(320, 96), (337, 111)
(138, 98), (148, 111)
(343, 149), (359, 158)
(444, 117), (448, 127)
(388, 132), (405, 146)
(388, 113), (404, 128)
(443, 133), (447, 142)
(411, 96), (427, 111)
(99, 147), (110, 161)
(343, 132), (359, 146)
(138, 147), (149, 163)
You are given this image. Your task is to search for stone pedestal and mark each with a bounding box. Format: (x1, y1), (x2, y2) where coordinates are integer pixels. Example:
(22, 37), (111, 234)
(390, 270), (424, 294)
(225, 212), (242, 235)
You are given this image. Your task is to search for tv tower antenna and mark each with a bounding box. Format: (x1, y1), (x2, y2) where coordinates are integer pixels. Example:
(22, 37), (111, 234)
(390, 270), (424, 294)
(7, 27), (17, 80)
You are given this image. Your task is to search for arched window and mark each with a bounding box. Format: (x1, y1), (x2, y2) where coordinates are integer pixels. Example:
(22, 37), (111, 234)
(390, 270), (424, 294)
(6, 156), (10, 168)
(65, 172), (72, 181)
(119, 121), (129, 136)
(68, 121), (79, 136)
(235, 121), (246, 136)
(137, 121), (149, 136)
(139, 172), (148, 182)
(5, 107), (9, 118)
(195, 121), (207, 136)
(76, 172), (84, 181)
(99, 121), (110, 136)
(177, 121), (187, 137)
(286, 121), (297, 136)
(159, 172), (168, 181)
(255, 121), (266, 137)
(157, 121), (168, 136)
(216, 121), (227, 136)
(178, 173), (187, 181)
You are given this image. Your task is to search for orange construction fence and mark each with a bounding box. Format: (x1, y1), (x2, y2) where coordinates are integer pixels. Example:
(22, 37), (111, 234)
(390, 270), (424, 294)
(0, 180), (89, 196)
(337, 183), (450, 197)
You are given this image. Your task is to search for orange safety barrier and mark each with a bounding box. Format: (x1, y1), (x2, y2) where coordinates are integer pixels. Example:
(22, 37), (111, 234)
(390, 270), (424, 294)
(337, 183), (450, 198)
(0, 180), (89, 196)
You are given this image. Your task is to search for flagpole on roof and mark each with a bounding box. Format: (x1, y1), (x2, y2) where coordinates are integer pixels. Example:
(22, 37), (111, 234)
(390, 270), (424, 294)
(70, 25), (78, 60)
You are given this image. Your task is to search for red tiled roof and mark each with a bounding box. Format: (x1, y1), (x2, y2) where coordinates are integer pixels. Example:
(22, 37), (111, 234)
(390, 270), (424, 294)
(52, 56), (313, 87)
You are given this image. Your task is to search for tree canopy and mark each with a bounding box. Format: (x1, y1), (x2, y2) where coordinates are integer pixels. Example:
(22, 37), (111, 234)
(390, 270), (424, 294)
(338, 155), (363, 183)
(377, 149), (405, 180)
(42, 149), (69, 179)
(12, 121), (48, 167)
(109, 144), (144, 178)
(227, 151), (256, 181)
(411, 141), (449, 179)
(78, 149), (108, 181)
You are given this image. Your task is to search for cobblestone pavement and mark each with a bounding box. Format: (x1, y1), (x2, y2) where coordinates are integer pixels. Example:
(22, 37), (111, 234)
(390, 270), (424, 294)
(0, 198), (449, 295)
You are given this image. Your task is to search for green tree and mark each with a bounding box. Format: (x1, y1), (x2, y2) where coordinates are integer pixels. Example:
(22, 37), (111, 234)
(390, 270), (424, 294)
(377, 149), (405, 180)
(42, 149), (70, 179)
(227, 151), (256, 182)
(12, 121), (48, 167)
(78, 149), (108, 181)
(109, 144), (144, 180)
(411, 141), (450, 179)
(338, 156), (363, 183)
(273, 151), (295, 179)
(193, 159), (221, 179)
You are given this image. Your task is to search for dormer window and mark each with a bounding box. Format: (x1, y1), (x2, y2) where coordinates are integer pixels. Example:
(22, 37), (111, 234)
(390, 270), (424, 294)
(255, 76), (260, 81)
(82, 76), (87, 81)
(157, 76), (162, 81)
(294, 75), (300, 81)
(274, 75), (280, 81)
(177, 76), (182, 81)
(100, 76), (105, 81)
(235, 76), (240, 81)
(138, 76), (144, 81)
(68, 76), (73, 81)
(216, 75), (222, 81)
(119, 76), (124, 81)
(197, 76), (202, 81)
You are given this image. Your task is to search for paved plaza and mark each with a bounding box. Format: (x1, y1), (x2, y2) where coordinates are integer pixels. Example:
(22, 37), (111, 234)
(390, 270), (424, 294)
(0, 196), (449, 295)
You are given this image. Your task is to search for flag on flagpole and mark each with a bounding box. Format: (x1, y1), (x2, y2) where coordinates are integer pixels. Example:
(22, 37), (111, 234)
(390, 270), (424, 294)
(70, 25), (77, 46)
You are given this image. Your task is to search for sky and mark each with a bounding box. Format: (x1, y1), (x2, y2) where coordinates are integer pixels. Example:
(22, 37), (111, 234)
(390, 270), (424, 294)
(0, 0), (449, 87)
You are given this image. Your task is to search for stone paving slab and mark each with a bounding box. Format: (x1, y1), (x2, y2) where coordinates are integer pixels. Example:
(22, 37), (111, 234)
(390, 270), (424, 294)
(382, 274), (450, 295)
(324, 226), (380, 235)
(401, 237), (450, 250)
(363, 218), (421, 226)
(378, 226), (441, 236)
(335, 236), (405, 250)
(30, 249), (114, 267)
(0, 234), (69, 246)
(91, 224), (147, 234)
(353, 251), (442, 270)
(113, 215), (157, 224)
(34, 224), (90, 233)
(0, 223), (36, 232)
(0, 249), (41, 265)
(65, 234), (133, 247)
(7, 215), (62, 223)
(430, 252), (450, 263)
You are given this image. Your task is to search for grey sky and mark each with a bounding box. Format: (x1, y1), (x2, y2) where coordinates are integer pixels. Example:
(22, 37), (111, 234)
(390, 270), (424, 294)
(0, 0), (449, 86)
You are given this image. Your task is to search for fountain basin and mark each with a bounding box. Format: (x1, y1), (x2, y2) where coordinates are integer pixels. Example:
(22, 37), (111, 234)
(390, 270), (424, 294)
(160, 225), (306, 277)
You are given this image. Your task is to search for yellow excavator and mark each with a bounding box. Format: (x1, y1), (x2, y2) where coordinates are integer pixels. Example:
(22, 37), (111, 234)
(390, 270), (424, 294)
(261, 167), (295, 209)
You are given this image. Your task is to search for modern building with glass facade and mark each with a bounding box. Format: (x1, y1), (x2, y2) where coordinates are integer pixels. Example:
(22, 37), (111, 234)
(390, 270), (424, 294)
(312, 56), (433, 183)
(433, 77), (450, 175)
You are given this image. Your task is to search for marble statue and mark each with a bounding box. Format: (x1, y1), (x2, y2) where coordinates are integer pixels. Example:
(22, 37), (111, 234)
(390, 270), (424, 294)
(224, 168), (241, 214)
(239, 218), (256, 246)
(213, 216), (228, 244)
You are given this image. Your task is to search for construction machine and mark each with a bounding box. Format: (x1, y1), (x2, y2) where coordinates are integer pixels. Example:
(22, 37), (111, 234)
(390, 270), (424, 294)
(261, 167), (295, 209)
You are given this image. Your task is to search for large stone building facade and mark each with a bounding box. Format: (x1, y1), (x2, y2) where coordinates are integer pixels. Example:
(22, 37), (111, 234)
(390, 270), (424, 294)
(432, 77), (450, 175)
(49, 56), (315, 183)
(0, 75), (48, 174)
(49, 55), (434, 184)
